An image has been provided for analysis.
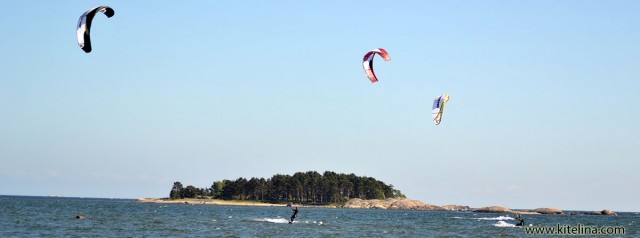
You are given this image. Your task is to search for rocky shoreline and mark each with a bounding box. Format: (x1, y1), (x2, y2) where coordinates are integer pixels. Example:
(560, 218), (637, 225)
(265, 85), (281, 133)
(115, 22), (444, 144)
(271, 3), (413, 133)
(471, 205), (617, 216)
(341, 198), (470, 211)
(338, 198), (617, 216)
(136, 197), (617, 216)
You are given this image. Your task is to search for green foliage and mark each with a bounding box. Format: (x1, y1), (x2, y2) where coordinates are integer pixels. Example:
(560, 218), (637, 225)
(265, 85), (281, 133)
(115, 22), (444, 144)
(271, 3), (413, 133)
(211, 181), (225, 198)
(170, 171), (404, 205)
(181, 185), (198, 198)
(169, 181), (183, 199)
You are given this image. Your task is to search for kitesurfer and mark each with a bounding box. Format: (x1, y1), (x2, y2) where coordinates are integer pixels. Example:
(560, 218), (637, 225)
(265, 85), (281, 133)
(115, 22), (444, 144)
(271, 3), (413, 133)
(289, 206), (299, 224)
(515, 214), (524, 227)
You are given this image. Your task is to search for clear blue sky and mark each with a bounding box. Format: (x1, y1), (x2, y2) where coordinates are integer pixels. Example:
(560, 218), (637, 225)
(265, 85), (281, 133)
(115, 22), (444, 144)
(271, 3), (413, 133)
(1, 1), (638, 211)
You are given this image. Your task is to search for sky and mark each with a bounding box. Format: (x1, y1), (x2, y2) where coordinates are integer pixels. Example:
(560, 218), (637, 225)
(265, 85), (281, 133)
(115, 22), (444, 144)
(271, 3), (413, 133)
(1, 1), (638, 211)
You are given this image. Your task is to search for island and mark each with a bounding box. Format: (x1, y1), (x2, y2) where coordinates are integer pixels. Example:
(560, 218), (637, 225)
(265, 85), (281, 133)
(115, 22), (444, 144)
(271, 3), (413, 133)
(165, 171), (405, 206)
(137, 171), (618, 216)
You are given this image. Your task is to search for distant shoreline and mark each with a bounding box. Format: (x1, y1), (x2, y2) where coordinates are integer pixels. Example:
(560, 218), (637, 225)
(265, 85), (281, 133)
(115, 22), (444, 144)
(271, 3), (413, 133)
(134, 198), (333, 208)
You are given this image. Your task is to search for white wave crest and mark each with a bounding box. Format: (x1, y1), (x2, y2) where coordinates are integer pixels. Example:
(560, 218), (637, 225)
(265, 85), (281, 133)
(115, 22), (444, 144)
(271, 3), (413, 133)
(493, 221), (516, 227)
(255, 217), (291, 224)
(475, 216), (514, 221)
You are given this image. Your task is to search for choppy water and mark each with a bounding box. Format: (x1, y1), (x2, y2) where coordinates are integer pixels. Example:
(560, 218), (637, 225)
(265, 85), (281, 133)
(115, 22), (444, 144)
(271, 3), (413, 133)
(1, 195), (638, 237)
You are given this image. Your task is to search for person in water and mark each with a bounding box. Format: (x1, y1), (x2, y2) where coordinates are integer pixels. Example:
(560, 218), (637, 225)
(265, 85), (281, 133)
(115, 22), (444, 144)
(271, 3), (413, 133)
(515, 213), (525, 226)
(289, 206), (299, 223)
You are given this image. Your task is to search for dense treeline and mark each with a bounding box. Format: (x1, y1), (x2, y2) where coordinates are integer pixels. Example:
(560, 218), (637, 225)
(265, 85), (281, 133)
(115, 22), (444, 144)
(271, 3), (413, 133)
(169, 171), (405, 205)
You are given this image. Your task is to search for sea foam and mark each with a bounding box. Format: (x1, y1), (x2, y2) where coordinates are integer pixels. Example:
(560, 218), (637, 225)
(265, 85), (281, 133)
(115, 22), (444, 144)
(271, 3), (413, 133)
(475, 216), (514, 221)
(493, 221), (517, 227)
(255, 218), (291, 224)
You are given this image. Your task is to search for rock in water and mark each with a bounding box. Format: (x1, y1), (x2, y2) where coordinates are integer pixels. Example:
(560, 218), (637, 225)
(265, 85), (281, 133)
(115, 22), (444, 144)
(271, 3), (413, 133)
(474, 206), (512, 213)
(600, 209), (617, 216)
(442, 205), (470, 211)
(533, 208), (563, 215)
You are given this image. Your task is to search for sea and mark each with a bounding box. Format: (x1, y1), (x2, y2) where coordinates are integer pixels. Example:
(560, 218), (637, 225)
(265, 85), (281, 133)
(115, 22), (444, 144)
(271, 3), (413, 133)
(1, 195), (638, 237)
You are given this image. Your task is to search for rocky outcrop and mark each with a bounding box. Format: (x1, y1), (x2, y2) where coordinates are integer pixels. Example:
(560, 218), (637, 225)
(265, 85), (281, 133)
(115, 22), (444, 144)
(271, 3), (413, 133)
(533, 208), (563, 215)
(474, 206), (512, 213)
(342, 198), (445, 210)
(473, 206), (564, 215)
(589, 209), (617, 216)
(442, 205), (470, 211)
(513, 210), (542, 215)
(601, 209), (617, 216)
(342, 198), (373, 209)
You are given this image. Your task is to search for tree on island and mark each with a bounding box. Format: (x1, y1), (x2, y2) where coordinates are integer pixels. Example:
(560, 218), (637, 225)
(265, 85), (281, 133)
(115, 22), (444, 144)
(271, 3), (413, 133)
(169, 171), (405, 205)
(169, 181), (183, 199)
(182, 185), (198, 199)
